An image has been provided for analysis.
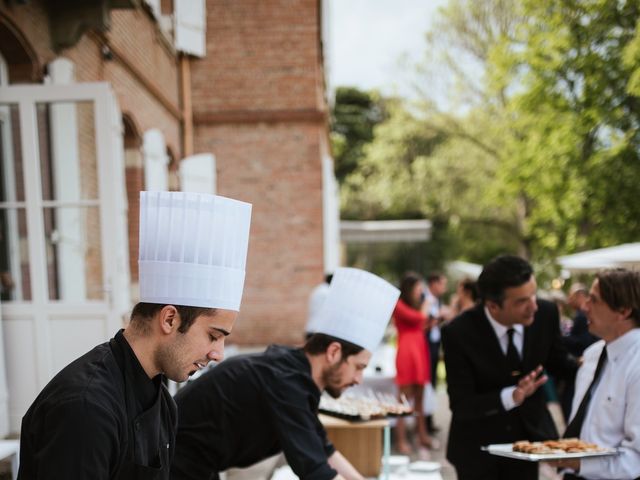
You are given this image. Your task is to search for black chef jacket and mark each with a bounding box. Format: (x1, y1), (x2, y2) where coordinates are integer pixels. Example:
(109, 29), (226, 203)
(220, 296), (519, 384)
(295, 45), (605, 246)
(171, 345), (337, 480)
(18, 330), (177, 480)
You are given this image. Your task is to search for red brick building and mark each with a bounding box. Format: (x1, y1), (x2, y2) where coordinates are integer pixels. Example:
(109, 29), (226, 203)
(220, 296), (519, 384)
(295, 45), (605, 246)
(0, 0), (338, 433)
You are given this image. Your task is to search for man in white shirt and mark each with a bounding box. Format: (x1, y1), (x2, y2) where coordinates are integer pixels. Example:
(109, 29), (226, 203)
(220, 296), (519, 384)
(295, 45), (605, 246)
(555, 268), (640, 480)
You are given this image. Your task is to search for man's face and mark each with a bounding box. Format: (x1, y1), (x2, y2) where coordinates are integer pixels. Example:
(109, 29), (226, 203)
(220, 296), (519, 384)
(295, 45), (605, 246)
(584, 280), (619, 342)
(487, 276), (538, 327)
(158, 309), (237, 382)
(323, 349), (371, 399)
(430, 278), (448, 298)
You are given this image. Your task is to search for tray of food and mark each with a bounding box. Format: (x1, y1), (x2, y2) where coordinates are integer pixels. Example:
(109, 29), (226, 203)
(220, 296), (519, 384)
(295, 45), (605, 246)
(319, 391), (413, 421)
(483, 439), (618, 462)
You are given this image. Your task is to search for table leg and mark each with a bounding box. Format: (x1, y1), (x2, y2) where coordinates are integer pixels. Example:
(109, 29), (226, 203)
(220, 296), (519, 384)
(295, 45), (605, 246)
(381, 424), (390, 480)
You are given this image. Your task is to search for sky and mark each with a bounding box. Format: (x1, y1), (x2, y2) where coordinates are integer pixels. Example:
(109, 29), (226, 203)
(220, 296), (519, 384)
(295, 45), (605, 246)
(326, 0), (447, 100)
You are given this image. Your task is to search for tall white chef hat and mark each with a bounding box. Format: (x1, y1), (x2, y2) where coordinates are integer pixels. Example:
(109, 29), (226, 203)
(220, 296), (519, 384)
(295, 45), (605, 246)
(138, 191), (252, 311)
(313, 267), (399, 352)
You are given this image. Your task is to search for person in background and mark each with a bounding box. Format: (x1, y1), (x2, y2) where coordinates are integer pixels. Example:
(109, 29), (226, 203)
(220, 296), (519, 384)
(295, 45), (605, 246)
(18, 191), (252, 480)
(424, 272), (448, 434)
(553, 269), (640, 480)
(393, 272), (433, 454)
(171, 267), (400, 480)
(442, 255), (577, 480)
(559, 283), (600, 420)
(563, 283), (599, 356)
(305, 273), (333, 339)
(451, 277), (479, 316)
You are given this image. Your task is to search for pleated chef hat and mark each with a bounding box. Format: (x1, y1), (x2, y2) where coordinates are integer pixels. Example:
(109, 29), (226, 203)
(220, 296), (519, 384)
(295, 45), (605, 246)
(138, 191), (252, 311)
(313, 268), (400, 352)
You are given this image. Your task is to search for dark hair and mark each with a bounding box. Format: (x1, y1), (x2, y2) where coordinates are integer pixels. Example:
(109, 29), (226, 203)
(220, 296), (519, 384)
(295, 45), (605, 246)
(304, 333), (364, 359)
(130, 302), (217, 334)
(477, 255), (533, 306)
(460, 277), (479, 302)
(427, 272), (445, 285)
(399, 271), (423, 309)
(596, 269), (640, 326)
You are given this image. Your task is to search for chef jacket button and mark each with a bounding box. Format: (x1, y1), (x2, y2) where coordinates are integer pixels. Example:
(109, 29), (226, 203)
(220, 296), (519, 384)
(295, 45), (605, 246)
(506, 425), (512, 432)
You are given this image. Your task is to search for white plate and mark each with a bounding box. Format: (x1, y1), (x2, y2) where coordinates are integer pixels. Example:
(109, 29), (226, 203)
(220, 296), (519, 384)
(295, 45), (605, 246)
(409, 461), (441, 472)
(384, 455), (410, 467)
(483, 443), (618, 462)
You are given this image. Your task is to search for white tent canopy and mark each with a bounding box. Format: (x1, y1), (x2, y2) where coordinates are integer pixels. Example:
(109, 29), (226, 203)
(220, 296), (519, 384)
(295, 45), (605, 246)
(557, 242), (640, 273)
(447, 260), (483, 280)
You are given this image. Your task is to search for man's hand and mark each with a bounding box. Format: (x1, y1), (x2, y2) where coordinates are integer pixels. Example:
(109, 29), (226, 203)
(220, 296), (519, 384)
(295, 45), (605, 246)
(512, 365), (547, 405)
(545, 458), (580, 472)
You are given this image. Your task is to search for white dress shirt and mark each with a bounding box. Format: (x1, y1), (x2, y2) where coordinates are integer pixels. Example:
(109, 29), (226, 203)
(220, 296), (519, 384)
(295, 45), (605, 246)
(484, 307), (524, 411)
(426, 287), (442, 342)
(573, 329), (640, 479)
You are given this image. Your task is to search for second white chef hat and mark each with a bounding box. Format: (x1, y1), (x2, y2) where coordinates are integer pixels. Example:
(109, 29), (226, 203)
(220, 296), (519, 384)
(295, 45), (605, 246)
(313, 267), (399, 352)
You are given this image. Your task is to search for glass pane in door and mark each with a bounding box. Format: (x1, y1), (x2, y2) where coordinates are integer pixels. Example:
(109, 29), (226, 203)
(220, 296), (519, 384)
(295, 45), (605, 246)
(0, 207), (31, 301)
(0, 103), (30, 301)
(0, 103), (25, 202)
(43, 206), (103, 301)
(36, 101), (99, 202)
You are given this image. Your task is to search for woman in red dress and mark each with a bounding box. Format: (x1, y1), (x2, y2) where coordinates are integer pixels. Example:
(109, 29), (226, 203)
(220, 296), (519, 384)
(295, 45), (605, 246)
(394, 271), (433, 454)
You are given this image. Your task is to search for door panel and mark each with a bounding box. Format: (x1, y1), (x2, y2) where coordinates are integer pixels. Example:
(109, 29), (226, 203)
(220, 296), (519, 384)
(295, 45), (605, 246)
(0, 83), (130, 433)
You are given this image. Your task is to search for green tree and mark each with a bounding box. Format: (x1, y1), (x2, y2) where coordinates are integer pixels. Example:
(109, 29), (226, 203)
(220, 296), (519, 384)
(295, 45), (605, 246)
(330, 87), (386, 183)
(497, 0), (640, 257)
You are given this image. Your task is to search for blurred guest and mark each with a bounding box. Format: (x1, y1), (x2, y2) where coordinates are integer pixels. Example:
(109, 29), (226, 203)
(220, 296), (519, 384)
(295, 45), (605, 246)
(563, 283), (599, 356)
(559, 283), (599, 419)
(393, 272), (433, 454)
(442, 255), (577, 480)
(424, 272), (448, 433)
(451, 277), (479, 316)
(554, 269), (640, 479)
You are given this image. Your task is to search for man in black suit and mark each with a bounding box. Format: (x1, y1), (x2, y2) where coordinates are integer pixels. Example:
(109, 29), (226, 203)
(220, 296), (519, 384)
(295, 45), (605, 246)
(442, 255), (576, 480)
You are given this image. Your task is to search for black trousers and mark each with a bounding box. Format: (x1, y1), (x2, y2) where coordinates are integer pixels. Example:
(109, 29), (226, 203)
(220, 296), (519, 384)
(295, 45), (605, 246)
(455, 456), (538, 480)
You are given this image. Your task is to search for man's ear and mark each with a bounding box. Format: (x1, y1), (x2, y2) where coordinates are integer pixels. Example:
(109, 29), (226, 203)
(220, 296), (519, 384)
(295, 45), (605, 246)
(485, 300), (500, 317)
(326, 341), (343, 365)
(158, 305), (179, 334)
(618, 307), (633, 321)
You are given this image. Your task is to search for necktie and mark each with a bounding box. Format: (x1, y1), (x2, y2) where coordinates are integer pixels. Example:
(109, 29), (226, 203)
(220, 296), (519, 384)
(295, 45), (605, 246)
(564, 346), (608, 439)
(506, 328), (522, 380)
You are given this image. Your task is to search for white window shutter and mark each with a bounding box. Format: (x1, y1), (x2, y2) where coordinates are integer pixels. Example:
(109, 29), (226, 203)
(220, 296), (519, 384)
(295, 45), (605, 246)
(179, 153), (216, 194)
(174, 0), (206, 58)
(143, 129), (169, 191)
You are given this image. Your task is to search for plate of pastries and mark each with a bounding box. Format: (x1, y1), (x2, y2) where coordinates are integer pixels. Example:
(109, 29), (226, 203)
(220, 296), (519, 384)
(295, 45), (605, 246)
(319, 391), (413, 421)
(483, 438), (617, 461)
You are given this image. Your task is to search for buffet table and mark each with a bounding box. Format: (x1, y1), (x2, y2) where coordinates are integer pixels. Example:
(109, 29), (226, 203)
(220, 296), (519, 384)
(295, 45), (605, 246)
(319, 414), (390, 478)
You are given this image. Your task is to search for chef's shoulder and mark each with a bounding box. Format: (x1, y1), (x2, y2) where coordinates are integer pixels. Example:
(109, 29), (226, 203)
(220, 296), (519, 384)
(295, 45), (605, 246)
(33, 341), (126, 416)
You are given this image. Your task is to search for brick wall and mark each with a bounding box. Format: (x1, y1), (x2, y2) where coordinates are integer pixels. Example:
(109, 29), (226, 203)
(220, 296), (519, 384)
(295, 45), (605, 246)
(192, 0), (328, 346)
(195, 123), (325, 345)
(192, 0), (324, 113)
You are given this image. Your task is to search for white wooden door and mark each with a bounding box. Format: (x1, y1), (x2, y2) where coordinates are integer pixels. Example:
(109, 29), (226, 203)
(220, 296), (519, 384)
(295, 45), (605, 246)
(0, 82), (130, 433)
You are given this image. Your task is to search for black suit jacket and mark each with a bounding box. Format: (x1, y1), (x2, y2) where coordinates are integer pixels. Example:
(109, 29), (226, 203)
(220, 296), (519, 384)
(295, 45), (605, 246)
(442, 300), (576, 471)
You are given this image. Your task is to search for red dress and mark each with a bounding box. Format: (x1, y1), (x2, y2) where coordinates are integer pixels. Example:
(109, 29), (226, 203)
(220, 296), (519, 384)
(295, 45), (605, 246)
(393, 299), (431, 386)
